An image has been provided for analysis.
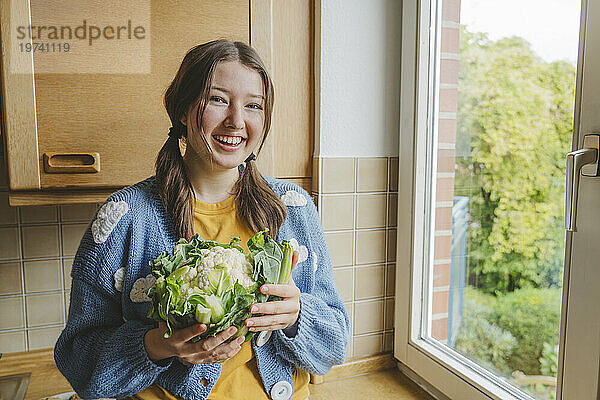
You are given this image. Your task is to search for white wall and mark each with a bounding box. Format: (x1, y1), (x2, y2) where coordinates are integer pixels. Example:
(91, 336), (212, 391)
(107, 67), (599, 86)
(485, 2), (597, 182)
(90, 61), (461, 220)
(317, 0), (402, 157)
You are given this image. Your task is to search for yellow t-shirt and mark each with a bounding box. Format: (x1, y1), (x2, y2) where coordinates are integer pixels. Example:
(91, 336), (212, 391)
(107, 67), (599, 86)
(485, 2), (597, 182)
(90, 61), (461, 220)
(132, 196), (309, 400)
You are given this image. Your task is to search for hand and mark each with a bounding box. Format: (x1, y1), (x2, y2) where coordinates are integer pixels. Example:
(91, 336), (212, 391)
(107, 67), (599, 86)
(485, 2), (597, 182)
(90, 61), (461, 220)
(245, 251), (301, 332)
(144, 322), (244, 364)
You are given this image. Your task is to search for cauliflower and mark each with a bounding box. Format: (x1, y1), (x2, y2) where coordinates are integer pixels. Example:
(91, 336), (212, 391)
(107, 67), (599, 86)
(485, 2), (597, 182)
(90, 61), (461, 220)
(146, 231), (294, 343)
(191, 246), (255, 291)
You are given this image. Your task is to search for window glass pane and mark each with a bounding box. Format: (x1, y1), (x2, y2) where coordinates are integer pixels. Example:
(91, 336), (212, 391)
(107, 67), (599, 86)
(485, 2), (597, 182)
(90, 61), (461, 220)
(426, 1), (581, 398)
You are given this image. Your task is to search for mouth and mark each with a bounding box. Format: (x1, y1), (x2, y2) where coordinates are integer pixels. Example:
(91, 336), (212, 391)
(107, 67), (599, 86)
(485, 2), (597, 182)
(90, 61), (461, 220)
(212, 134), (246, 151)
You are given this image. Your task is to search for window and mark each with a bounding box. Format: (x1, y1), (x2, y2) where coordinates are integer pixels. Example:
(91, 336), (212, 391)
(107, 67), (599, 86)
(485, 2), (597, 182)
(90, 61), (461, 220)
(395, 0), (585, 399)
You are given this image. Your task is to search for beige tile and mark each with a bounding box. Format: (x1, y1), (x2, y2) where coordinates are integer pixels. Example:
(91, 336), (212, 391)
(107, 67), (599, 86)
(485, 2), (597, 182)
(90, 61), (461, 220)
(60, 204), (98, 222)
(387, 229), (397, 262)
(354, 300), (384, 335)
(61, 224), (88, 256)
(332, 268), (353, 302)
(0, 331), (26, 353)
(0, 227), (20, 260)
(321, 195), (354, 231)
(345, 302), (354, 360)
(383, 331), (394, 353)
(0, 262), (22, 295)
(389, 157), (399, 191)
(22, 226), (59, 259)
(0, 192), (18, 225)
(345, 302), (354, 329)
(312, 157), (320, 194)
(386, 264), (396, 297)
(24, 260), (61, 293)
(357, 158), (387, 192)
(356, 194), (387, 229)
(324, 231), (353, 267)
(322, 158), (355, 194)
(19, 206), (58, 224)
(0, 297), (24, 329)
(353, 333), (383, 359)
(63, 258), (74, 289)
(355, 265), (385, 300)
(355, 230), (386, 265)
(26, 293), (63, 327)
(385, 298), (395, 330)
(346, 337), (354, 360)
(388, 193), (398, 227)
(28, 326), (63, 351)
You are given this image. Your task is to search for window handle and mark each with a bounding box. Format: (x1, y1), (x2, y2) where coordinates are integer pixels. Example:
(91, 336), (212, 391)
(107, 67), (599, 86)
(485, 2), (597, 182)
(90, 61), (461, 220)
(565, 134), (599, 232)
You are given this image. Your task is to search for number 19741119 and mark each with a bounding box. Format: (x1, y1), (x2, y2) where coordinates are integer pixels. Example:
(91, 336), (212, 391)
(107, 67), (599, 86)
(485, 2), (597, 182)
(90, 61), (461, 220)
(19, 42), (70, 52)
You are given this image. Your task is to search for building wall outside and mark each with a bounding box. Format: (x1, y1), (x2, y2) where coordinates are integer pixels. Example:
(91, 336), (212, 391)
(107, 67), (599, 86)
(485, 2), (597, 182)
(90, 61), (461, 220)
(431, 0), (461, 343)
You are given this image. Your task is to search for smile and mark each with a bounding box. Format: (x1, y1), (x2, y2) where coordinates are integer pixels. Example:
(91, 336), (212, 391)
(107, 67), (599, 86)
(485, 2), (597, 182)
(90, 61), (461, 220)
(213, 135), (244, 146)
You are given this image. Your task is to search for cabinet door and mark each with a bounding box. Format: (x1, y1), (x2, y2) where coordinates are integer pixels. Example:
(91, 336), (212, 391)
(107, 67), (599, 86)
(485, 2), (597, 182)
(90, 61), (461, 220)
(2, 0), (248, 192)
(1, 0), (314, 203)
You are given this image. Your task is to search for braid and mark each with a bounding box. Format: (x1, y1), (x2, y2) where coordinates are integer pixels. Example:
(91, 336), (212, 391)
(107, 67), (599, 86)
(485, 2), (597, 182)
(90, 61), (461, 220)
(233, 158), (286, 238)
(155, 135), (194, 239)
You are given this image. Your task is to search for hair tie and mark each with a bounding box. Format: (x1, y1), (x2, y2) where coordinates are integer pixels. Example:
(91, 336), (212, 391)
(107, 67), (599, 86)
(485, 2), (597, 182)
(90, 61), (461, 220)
(244, 153), (256, 163)
(168, 122), (186, 139)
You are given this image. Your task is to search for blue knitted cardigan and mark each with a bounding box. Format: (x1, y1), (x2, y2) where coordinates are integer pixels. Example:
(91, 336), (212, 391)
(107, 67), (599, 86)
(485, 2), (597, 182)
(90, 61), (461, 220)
(54, 176), (350, 400)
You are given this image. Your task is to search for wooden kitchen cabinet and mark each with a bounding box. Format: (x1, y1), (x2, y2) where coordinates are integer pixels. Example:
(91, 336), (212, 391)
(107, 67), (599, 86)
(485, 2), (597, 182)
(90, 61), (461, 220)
(0, 0), (313, 205)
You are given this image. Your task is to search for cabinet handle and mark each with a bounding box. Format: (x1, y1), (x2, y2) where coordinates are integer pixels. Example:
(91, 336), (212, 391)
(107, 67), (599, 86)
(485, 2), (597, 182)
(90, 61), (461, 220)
(43, 152), (100, 174)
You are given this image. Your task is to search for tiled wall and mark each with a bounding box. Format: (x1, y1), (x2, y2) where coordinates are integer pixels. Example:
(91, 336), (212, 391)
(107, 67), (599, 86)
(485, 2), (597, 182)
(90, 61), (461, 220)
(0, 209), (97, 353)
(0, 150), (399, 360)
(0, 139), (97, 353)
(313, 156), (398, 360)
(0, 184), (98, 353)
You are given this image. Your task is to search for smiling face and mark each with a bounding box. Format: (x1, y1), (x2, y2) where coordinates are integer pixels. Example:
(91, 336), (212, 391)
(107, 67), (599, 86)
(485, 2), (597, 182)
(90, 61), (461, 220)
(182, 60), (266, 171)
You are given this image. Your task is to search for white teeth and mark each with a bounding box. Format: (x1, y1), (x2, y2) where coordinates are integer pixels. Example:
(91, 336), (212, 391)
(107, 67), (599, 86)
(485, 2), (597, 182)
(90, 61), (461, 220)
(214, 135), (242, 145)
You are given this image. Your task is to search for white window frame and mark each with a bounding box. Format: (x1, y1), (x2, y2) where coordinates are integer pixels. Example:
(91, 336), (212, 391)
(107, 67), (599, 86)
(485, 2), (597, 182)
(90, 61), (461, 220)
(393, 0), (552, 398)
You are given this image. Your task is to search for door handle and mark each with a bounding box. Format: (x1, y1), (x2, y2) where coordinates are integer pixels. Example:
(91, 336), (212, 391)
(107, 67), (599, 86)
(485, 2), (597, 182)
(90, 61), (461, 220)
(565, 134), (600, 232)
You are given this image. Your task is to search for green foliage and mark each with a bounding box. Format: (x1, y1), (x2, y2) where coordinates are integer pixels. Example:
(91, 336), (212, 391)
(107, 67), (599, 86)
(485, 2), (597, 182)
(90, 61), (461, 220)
(456, 28), (575, 293)
(540, 342), (559, 377)
(488, 287), (562, 375)
(454, 287), (561, 376)
(454, 290), (516, 375)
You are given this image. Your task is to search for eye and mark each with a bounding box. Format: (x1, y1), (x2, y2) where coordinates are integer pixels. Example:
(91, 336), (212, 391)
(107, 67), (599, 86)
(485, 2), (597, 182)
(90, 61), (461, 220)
(210, 96), (226, 104)
(247, 103), (263, 110)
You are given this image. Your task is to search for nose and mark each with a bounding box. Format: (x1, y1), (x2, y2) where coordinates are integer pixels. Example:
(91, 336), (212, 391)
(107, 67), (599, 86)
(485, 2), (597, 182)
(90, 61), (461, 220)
(225, 104), (244, 130)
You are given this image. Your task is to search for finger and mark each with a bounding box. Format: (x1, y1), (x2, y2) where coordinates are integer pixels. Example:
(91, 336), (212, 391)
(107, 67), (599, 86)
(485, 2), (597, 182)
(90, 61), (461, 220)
(246, 313), (298, 330)
(211, 336), (245, 361)
(260, 283), (300, 298)
(193, 326), (238, 353)
(170, 323), (207, 343)
(216, 345), (242, 362)
(249, 299), (298, 316)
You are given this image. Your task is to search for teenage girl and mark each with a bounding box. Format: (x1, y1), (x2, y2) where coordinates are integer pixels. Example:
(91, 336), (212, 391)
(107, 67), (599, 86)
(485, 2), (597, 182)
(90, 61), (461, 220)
(55, 40), (350, 400)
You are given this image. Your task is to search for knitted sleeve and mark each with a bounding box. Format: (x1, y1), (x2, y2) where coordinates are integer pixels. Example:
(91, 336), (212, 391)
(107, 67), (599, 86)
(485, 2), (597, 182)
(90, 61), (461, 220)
(272, 188), (351, 375)
(54, 196), (172, 399)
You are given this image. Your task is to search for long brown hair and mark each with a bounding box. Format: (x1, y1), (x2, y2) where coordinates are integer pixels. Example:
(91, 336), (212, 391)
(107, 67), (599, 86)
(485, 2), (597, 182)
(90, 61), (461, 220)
(156, 40), (286, 240)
